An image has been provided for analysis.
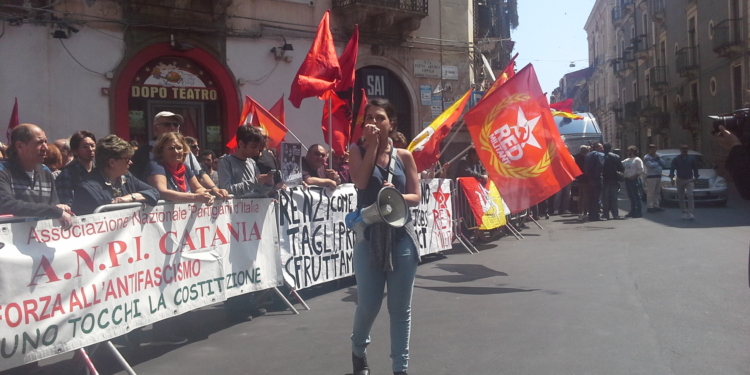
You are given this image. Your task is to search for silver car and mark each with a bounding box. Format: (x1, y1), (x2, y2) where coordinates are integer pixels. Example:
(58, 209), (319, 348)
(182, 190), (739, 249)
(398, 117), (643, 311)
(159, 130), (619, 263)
(643, 149), (728, 206)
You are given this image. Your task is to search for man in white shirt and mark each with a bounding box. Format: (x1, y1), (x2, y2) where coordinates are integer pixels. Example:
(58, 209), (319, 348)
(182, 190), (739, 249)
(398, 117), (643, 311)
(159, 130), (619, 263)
(622, 145), (644, 218)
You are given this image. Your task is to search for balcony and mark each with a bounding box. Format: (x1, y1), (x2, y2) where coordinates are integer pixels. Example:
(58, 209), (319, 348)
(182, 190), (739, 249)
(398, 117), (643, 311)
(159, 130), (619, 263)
(332, 0), (428, 37)
(675, 100), (700, 130)
(675, 46), (699, 77)
(650, 111), (671, 133)
(712, 18), (744, 58)
(612, 6), (623, 26)
(649, 66), (668, 90)
(650, 0), (665, 23)
(633, 39), (652, 61)
(621, 0), (635, 13)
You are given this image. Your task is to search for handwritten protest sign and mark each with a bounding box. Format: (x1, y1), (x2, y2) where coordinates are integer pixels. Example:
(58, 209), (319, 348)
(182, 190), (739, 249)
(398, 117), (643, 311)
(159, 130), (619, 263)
(0, 199), (280, 370)
(277, 184), (357, 290)
(412, 179), (454, 256)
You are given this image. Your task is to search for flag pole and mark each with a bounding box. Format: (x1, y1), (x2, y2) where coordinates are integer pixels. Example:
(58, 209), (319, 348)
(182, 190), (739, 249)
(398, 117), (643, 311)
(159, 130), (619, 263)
(285, 129), (309, 152)
(441, 117), (465, 150)
(444, 144), (474, 166)
(328, 96), (334, 166)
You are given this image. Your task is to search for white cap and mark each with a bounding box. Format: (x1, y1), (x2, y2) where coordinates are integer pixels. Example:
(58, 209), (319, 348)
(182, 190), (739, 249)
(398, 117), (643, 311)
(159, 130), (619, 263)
(154, 111), (184, 125)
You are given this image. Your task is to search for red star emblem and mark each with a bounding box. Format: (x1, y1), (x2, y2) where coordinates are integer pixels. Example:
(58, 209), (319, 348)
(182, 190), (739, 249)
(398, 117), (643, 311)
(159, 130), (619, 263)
(432, 187), (450, 210)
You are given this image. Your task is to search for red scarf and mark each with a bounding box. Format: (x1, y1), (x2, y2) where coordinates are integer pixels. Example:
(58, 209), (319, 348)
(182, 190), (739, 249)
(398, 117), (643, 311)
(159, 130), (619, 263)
(164, 162), (188, 192)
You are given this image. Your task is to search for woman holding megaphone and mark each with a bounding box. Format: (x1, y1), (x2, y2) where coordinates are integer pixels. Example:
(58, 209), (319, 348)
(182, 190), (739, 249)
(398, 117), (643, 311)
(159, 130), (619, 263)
(348, 98), (421, 375)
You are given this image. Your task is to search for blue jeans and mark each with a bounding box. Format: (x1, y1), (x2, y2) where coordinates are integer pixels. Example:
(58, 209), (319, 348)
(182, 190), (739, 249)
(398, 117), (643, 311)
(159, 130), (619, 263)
(601, 183), (620, 218)
(352, 236), (418, 372)
(625, 178), (643, 217)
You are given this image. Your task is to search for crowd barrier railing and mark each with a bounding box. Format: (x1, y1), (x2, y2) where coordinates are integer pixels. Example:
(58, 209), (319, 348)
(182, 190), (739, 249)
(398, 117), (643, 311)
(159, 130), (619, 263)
(0, 179), (468, 373)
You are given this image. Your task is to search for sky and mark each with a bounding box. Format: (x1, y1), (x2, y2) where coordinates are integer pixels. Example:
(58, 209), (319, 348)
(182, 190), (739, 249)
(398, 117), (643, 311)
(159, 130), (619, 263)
(511, 0), (597, 97)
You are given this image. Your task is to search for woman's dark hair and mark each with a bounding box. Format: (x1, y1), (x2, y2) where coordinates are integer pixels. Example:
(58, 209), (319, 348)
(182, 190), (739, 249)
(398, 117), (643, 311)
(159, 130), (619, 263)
(96, 135), (134, 169)
(236, 125), (264, 145)
(364, 98), (398, 133)
(70, 130), (96, 151)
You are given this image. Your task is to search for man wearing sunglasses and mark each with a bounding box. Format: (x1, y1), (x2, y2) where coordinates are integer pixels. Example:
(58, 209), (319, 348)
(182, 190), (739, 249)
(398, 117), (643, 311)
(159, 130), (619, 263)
(302, 144), (340, 188)
(131, 111), (228, 199)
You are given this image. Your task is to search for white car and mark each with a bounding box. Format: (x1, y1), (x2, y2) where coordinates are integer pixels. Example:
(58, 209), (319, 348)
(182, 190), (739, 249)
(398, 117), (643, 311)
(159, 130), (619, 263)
(642, 149), (728, 206)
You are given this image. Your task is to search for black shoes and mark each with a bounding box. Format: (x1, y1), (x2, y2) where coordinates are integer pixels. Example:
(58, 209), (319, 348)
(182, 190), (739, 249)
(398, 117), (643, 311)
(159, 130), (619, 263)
(353, 353), (370, 375)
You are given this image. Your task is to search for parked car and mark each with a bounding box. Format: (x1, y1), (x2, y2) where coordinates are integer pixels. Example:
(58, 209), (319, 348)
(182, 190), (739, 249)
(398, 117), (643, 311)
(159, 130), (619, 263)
(642, 149), (728, 206)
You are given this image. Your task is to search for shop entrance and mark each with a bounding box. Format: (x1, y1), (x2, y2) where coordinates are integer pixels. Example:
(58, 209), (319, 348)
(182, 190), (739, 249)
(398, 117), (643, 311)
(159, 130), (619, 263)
(112, 43), (239, 154)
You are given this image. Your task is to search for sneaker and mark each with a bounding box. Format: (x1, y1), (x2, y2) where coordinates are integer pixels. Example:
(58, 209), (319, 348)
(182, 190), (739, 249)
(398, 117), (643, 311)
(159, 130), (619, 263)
(150, 333), (188, 346)
(688, 212), (695, 220)
(553, 210), (559, 215)
(544, 214), (549, 219)
(681, 212), (689, 220)
(563, 210), (572, 214)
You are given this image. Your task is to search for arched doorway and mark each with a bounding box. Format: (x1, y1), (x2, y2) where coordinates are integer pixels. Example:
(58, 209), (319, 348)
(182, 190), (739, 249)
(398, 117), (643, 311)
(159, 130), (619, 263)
(112, 43), (239, 154)
(353, 66), (413, 141)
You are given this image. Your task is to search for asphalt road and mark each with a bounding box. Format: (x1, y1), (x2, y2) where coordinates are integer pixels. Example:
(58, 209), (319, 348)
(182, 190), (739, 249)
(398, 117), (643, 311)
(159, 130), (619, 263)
(39, 188), (750, 375)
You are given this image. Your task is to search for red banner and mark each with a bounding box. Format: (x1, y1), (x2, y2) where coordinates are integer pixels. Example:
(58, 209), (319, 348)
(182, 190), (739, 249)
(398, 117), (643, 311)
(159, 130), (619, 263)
(463, 64), (581, 214)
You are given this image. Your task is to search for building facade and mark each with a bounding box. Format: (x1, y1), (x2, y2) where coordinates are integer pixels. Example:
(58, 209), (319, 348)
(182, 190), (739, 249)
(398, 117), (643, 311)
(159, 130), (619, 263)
(585, 0), (748, 166)
(0, 0), (514, 157)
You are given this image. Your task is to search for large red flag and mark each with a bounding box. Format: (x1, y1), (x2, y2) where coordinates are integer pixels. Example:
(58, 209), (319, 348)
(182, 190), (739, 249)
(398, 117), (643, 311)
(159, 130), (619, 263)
(321, 90), (351, 156)
(408, 89), (472, 172)
(288, 11), (341, 108)
(463, 64), (581, 214)
(6, 98), (18, 144)
(350, 88), (368, 145)
(269, 96), (285, 126)
(335, 26), (359, 93)
(227, 96), (288, 149)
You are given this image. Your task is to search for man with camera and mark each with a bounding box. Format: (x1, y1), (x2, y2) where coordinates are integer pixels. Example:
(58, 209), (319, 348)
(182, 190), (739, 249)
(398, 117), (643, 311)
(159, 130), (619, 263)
(712, 116), (750, 287)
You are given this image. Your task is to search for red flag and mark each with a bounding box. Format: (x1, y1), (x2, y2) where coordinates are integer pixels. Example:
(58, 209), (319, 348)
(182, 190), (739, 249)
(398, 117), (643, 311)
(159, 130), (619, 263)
(335, 26), (359, 92)
(483, 54), (517, 99)
(463, 64), (581, 214)
(181, 109), (198, 139)
(408, 89), (472, 172)
(321, 90), (351, 156)
(288, 11), (341, 108)
(227, 96), (288, 149)
(549, 98), (574, 112)
(350, 88), (368, 145)
(6, 98), (19, 144)
(269, 96), (285, 126)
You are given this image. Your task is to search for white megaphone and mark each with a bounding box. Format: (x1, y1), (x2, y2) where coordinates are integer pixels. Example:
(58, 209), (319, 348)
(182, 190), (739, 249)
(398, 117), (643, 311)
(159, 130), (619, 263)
(345, 187), (408, 229)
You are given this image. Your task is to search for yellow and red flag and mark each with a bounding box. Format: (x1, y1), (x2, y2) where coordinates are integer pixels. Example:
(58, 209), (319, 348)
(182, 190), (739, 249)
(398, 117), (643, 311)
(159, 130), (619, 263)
(463, 64), (581, 214)
(228, 95), (288, 150)
(458, 177), (507, 229)
(550, 98), (583, 119)
(483, 54), (517, 100)
(408, 89), (472, 172)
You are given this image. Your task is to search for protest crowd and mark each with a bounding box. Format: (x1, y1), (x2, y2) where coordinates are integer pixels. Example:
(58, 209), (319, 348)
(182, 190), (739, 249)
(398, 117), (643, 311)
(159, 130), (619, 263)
(5, 9), (747, 374)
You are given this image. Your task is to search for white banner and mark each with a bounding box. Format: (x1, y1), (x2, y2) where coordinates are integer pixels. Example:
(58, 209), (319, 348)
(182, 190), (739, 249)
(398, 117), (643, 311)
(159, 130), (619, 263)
(277, 185), (358, 290)
(0, 199), (281, 370)
(412, 179), (454, 256)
